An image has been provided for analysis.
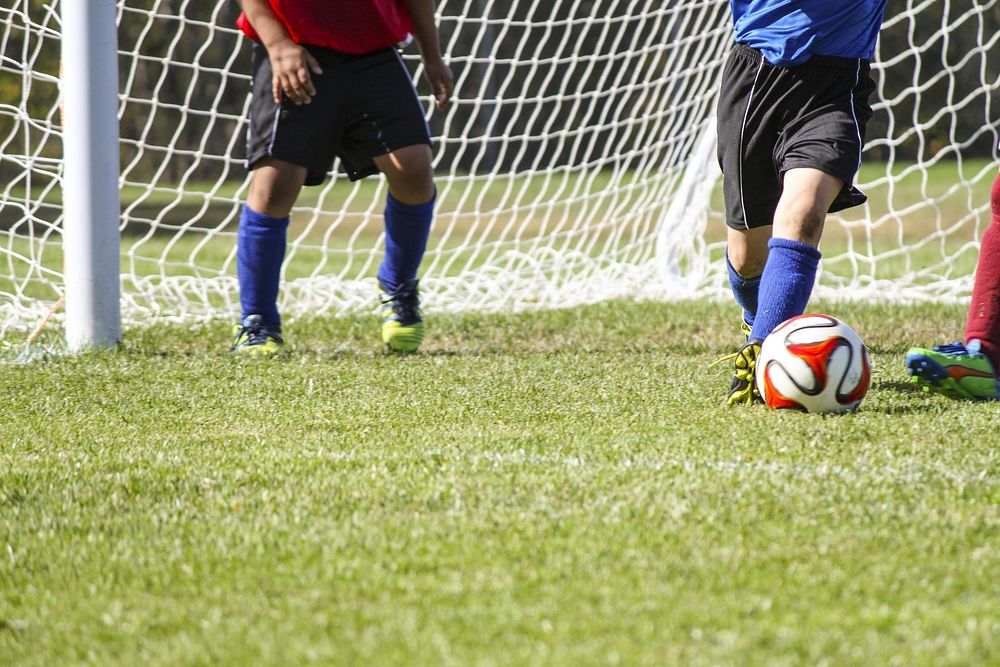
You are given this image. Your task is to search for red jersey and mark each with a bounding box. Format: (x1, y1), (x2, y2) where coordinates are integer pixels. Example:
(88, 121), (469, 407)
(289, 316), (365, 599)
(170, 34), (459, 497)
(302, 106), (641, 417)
(237, 1), (413, 55)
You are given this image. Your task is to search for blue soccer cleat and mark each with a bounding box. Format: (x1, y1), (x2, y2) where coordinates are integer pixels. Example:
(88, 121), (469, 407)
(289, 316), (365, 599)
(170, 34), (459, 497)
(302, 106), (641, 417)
(905, 340), (1000, 401)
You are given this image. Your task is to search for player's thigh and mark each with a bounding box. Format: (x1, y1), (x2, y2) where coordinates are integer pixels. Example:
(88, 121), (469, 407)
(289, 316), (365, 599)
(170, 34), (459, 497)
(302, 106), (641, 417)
(373, 144), (434, 204)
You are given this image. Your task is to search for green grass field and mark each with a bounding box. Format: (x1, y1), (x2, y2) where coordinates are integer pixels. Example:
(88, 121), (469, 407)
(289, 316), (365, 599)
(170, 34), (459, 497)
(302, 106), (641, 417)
(3, 299), (999, 665)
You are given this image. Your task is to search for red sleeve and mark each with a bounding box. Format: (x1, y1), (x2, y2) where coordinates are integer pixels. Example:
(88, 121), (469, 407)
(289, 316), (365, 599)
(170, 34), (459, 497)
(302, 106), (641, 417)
(236, 12), (261, 41)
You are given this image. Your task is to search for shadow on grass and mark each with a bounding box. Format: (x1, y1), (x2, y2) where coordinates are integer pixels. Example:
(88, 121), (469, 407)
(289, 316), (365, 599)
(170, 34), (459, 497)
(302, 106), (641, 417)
(875, 379), (923, 394)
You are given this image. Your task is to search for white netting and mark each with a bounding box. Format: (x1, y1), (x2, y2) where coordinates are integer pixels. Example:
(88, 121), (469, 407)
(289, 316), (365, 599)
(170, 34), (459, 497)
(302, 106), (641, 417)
(1, 0), (998, 342)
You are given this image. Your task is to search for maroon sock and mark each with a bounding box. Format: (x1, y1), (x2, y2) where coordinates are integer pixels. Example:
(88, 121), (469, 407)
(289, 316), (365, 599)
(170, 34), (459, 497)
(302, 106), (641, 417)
(965, 171), (1000, 370)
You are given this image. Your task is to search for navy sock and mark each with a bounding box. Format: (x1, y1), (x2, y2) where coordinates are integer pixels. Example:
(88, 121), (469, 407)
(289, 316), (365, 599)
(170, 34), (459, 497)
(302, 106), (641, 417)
(726, 251), (761, 327)
(377, 191), (435, 292)
(749, 237), (821, 341)
(237, 204), (289, 326)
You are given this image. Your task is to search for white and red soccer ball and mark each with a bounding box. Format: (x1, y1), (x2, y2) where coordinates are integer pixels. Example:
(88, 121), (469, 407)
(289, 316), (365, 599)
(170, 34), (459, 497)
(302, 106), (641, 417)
(756, 314), (871, 413)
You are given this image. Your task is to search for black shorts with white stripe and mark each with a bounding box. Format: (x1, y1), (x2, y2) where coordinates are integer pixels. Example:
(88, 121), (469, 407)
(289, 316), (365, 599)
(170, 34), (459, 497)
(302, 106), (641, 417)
(245, 43), (432, 186)
(716, 43), (876, 231)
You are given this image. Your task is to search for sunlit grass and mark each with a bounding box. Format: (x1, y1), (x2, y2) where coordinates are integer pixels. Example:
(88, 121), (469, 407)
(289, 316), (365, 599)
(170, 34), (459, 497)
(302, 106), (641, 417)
(2, 300), (998, 665)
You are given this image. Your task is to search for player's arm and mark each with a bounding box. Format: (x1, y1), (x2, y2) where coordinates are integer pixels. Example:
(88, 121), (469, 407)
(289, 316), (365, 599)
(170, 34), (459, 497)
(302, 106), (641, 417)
(236, 0), (322, 105)
(407, 0), (453, 110)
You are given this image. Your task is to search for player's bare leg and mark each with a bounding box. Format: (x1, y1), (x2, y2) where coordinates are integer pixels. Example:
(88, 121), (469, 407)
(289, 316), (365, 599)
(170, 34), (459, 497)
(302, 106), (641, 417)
(374, 144), (435, 205)
(727, 226), (770, 280)
(750, 168), (843, 337)
(727, 225), (769, 339)
(772, 168), (844, 248)
(372, 144), (436, 352)
(232, 157), (307, 355)
(247, 157), (308, 218)
(726, 169), (842, 334)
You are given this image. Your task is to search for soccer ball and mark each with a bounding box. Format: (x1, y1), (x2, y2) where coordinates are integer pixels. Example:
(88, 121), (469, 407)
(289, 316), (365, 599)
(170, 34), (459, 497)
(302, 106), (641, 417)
(755, 314), (871, 413)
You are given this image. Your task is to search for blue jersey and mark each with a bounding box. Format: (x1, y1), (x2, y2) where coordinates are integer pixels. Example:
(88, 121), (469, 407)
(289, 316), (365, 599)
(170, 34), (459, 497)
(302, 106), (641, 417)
(730, 0), (888, 66)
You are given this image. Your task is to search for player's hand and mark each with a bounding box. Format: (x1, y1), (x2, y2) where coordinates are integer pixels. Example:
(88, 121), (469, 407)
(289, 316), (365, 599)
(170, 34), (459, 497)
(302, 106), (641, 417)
(422, 57), (453, 111)
(268, 39), (323, 106)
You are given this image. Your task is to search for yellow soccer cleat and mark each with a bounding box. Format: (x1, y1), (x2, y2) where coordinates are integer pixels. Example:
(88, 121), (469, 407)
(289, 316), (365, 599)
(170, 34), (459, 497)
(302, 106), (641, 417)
(231, 314), (283, 356)
(378, 279), (424, 353)
(725, 339), (763, 406)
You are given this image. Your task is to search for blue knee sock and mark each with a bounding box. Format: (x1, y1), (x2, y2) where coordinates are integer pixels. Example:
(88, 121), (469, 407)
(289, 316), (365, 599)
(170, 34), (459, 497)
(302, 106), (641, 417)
(377, 191), (435, 292)
(749, 237), (821, 341)
(237, 204), (289, 326)
(726, 251), (761, 327)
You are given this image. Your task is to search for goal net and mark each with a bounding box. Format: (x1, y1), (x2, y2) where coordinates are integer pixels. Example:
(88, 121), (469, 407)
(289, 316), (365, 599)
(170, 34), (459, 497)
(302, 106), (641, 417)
(1, 0), (998, 343)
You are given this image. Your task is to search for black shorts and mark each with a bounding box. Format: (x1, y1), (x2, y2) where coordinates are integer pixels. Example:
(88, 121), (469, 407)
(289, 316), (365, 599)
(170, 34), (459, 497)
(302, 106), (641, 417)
(245, 44), (432, 186)
(717, 43), (876, 230)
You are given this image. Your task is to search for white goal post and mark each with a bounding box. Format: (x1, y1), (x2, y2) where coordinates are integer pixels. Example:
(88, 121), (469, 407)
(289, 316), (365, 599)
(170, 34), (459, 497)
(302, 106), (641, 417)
(0, 0), (998, 351)
(60, 0), (121, 351)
